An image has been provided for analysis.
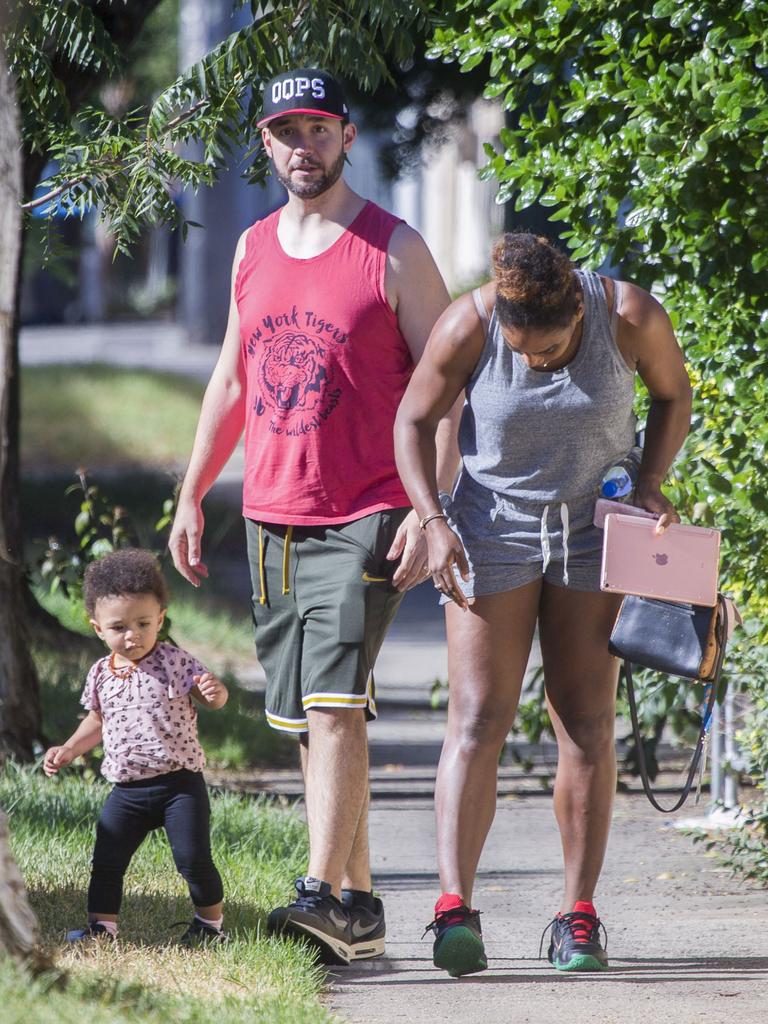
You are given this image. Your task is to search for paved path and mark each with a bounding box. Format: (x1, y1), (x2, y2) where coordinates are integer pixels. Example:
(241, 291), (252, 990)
(328, 792), (768, 1024)
(321, 685), (768, 1024)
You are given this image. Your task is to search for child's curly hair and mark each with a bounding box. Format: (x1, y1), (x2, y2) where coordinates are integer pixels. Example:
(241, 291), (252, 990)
(492, 232), (580, 330)
(83, 549), (168, 616)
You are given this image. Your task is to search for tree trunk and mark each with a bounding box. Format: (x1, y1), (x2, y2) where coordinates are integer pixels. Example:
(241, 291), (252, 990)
(0, 809), (40, 963)
(0, 10), (43, 963)
(0, 4), (42, 762)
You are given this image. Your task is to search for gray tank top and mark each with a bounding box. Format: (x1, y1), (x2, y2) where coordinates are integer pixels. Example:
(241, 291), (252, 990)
(459, 269), (638, 503)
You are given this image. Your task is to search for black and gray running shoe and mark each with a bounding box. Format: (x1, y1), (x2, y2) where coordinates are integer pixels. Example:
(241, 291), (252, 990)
(268, 876), (352, 966)
(342, 889), (386, 960)
(541, 900), (608, 972)
(424, 894), (487, 977)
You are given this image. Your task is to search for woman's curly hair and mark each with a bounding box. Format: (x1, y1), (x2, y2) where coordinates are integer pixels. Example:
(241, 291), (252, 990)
(492, 232), (580, 330)
(83, 548), (168, 616)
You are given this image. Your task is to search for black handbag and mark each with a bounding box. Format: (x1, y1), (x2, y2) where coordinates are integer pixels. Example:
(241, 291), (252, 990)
(608, 594), (729, 812)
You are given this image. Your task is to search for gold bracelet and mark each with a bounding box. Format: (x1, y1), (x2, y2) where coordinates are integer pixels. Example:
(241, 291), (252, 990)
(419, 512), (448, 531)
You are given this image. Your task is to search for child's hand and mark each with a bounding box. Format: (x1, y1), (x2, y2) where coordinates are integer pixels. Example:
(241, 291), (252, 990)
(194, 672), (228, 708)
(43, 745), (75, 776)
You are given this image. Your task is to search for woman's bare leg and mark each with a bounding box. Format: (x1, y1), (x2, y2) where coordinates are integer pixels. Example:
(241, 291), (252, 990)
(538, 584), (622, 912)
(435, 579), (541, 904)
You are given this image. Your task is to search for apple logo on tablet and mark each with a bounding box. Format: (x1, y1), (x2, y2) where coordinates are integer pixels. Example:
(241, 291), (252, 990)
(654, 553), (669, 566)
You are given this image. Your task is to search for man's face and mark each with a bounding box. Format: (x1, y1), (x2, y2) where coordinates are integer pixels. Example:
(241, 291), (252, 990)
(262, 114), (356, 199)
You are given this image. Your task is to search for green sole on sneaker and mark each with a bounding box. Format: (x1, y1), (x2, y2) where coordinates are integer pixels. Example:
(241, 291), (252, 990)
(434, 927), (488, 978)
(553, 953), (608, 972)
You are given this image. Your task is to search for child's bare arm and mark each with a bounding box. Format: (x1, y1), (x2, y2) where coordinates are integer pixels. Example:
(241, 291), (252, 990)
(43, 710), (103, 776)
(190, 672), (229, 710)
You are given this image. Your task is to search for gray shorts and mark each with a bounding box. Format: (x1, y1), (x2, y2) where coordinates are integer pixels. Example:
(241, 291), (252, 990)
(245, 509), (409, 734)
(441, 473), (604, 599)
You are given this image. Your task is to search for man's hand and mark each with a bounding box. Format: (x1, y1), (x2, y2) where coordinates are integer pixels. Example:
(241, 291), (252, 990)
(388, 510), (431, 591)
(43, 745), (75, 776)
(634, 480), (680, 535)
(193, 672), (228, 710)
(425, 519), (470, 610)
(169, 501), (209, 587)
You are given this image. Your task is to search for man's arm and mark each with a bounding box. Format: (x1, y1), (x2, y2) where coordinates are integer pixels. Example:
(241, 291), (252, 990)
(384, 224), (456, 589)
(618, 282), (693, 531)
(169, 231), (249, 586)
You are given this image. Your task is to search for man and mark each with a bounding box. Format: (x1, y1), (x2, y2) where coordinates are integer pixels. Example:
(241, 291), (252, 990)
(169, 67), (453, 966)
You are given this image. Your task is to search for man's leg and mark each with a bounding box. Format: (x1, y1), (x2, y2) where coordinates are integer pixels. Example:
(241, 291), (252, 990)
(299, 707), (370, 897)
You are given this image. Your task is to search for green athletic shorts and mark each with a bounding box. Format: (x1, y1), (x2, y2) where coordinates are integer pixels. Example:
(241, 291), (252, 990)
(245, 508), (409, 734)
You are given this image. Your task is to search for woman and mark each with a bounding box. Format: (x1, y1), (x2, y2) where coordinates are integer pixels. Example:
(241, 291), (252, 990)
(394, 233), (692, 977)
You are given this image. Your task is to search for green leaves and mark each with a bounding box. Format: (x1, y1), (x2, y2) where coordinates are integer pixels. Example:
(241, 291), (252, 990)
(11, 1), (432, 251)
(432, 0), (768, 832)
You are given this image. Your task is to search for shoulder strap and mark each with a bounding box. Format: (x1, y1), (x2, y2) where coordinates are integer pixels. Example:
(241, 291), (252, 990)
(623, 594), (726, 813)
(472, 287), (490, 328)
(610, 279), (623, 339)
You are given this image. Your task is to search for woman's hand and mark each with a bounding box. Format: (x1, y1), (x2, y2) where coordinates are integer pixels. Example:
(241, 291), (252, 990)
(425, 519), (470, 609)
(388, 510), (430, 591)
(634, 479), (680, 534)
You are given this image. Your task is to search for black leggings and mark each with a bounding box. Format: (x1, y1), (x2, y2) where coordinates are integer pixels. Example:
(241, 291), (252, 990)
(88, 769), (224, 914)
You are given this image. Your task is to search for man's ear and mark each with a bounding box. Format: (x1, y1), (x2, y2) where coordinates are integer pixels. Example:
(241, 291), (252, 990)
(261, 125), (273, 156)
(342, 121), (357, 153)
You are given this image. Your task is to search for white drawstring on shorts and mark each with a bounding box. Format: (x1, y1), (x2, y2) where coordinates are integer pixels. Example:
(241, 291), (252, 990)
(540, 503), (570, 586)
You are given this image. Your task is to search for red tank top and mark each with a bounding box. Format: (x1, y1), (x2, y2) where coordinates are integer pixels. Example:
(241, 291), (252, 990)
(235, 200), (413, 525)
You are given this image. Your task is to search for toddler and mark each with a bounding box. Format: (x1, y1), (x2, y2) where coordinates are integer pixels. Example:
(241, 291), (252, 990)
(43, 548), (228, 945)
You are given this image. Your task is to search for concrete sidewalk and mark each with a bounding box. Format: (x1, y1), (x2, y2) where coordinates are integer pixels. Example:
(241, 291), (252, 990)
(328, 792), (768, 1024)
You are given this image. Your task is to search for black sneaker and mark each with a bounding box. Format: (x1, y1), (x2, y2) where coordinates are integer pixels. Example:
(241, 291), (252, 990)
(268, 877), (352, 966)
(423, 894), (488, 978)
(177, 916), (227, 948)
(541, 900), (608, 971)
(65, 922), (114, 943)
(342, 889), (386, 960)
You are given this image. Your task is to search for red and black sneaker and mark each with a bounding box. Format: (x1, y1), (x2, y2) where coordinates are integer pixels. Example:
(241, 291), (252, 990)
(541, 900), (608, 972)
(423, 893), (488, 978)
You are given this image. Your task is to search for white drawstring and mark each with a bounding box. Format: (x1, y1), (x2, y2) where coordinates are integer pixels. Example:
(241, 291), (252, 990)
(539, 502), (570, 585)
(540, 504), (551, 573)
(560, 502), (570, 586)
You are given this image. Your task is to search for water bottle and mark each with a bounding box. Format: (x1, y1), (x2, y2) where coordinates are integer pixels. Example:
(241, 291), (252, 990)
(600, 462), (634, 499)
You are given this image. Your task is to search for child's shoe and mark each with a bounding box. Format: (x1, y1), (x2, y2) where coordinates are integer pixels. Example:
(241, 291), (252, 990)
(178, 916), (227, 947)
(65, 922), (115, 943)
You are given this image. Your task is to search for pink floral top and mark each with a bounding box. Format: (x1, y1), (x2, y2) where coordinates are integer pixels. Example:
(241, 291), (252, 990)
(81, 642), (207, 783)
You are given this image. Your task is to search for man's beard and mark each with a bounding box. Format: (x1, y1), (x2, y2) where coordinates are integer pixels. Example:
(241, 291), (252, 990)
(277, 148), (346, 199)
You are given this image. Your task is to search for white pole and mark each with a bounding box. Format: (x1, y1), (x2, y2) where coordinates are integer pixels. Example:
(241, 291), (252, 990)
(723, 688), (738, 810)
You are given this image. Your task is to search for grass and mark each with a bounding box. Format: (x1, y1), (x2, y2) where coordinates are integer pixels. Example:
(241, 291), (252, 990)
(1, 765), (336, 1024)
(21, 364), (206, 472)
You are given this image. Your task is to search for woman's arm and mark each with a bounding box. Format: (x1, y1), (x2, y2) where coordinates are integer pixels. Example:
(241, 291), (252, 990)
(394, 292), (487, 605)
(617, 283), (693, 530)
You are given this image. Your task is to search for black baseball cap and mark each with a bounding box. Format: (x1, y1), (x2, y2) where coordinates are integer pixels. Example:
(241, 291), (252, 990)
(257, 68), (349, 128)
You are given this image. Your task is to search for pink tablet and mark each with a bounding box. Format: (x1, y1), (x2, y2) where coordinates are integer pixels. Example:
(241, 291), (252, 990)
(600, 514), (720, 607)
